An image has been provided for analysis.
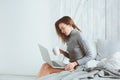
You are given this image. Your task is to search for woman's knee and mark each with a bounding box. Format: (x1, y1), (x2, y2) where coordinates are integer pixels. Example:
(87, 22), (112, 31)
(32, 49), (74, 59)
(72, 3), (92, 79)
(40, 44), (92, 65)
(42, 63), (52, 70)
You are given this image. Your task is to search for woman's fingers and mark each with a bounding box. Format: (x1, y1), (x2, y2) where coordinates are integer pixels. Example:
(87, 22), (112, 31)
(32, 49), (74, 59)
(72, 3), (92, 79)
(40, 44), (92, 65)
(65, 64), (70, 70)
(59, 49), (64, 54)
(65, 63), (75, 71)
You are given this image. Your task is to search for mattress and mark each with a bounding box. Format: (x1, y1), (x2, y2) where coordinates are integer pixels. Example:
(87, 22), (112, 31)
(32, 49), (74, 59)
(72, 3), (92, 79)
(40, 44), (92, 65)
(0, 74), (36, 80)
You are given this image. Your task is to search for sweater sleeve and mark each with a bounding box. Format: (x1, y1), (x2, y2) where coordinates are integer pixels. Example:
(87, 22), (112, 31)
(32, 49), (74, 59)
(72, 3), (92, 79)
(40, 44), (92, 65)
(63, 51), (69, 58)
(76, 33), (92, 65)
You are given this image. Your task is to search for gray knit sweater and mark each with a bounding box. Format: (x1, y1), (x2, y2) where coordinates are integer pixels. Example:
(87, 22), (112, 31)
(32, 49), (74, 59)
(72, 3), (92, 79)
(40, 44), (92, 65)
(63, 29), (92, 65)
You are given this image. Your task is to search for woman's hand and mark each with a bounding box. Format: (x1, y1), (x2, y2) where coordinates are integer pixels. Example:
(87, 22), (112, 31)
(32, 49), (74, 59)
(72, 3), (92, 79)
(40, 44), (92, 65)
(65, 61), (78, 71)
(59, 49), (65, 54)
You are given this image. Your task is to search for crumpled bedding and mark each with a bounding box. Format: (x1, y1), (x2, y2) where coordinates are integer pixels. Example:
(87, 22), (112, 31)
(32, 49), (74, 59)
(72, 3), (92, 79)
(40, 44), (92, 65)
(37, 52), (120, 80)
(36, 65), (120, 80)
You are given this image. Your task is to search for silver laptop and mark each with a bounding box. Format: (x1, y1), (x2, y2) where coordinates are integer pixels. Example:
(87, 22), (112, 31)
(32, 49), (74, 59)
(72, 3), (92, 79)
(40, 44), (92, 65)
(38, 44), (66, 68)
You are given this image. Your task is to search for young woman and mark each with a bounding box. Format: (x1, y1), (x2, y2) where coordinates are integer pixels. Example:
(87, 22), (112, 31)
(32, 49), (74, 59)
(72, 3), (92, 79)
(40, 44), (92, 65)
(36, 16), (92, 78)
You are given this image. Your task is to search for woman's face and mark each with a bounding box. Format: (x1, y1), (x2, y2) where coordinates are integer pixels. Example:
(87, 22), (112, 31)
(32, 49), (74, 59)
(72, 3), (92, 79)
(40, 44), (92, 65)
(59, 23), (73, 36)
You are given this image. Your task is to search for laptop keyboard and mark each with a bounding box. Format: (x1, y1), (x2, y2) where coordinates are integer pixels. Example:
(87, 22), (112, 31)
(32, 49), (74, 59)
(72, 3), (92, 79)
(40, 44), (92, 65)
(52, 61), (62, 67)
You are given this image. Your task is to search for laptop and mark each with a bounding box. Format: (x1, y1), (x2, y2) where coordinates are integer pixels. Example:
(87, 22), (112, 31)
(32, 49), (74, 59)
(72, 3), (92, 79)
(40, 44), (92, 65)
(38, 44), (66, 68)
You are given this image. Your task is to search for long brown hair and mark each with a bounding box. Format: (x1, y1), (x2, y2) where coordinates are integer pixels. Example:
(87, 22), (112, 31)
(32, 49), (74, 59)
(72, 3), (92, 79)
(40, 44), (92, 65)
(55, 16), (80, 43)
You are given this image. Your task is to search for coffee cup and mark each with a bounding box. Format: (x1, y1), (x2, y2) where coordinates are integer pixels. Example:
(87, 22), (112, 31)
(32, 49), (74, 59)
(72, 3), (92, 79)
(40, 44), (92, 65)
(53, 46), (60, 56)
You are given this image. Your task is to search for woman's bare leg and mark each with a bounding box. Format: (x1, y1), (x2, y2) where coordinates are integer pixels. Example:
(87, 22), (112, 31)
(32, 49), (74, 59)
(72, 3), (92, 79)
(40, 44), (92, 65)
(36, 63), (64, 78)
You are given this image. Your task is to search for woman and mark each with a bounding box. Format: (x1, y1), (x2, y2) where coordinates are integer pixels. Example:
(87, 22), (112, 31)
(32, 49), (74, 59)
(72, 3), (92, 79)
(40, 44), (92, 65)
(36, 16), (92, 78)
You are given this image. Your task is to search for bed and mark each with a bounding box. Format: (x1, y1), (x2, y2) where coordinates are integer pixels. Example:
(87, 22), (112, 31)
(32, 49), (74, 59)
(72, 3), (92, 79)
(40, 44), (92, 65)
(36, 39), (120, 80)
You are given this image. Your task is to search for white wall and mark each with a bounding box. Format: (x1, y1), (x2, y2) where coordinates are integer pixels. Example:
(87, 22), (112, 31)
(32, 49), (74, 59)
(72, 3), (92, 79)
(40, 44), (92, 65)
(57, 0), (120, 40)
(0, 0), (55, 75)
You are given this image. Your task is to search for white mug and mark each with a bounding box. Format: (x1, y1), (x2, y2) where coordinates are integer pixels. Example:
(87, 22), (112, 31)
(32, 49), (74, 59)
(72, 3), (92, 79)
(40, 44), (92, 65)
(53, 46), (60, 56)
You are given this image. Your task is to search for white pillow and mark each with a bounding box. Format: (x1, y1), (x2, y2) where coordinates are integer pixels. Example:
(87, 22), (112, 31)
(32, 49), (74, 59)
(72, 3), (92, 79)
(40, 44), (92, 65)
(88, 40), (97, 59)
(96, 39), (120, 60)
(97, 52), (120, 70)
(86, 60), (100, 68)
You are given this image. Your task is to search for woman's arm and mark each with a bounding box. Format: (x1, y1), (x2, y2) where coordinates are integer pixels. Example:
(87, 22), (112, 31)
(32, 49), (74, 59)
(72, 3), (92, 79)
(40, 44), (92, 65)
(76, 33), (92, 65)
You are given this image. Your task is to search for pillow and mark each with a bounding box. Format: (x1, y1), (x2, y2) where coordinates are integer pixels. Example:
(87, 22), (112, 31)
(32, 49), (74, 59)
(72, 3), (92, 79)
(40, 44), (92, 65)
(86, 60), (100, 68)
(88, 39), (97, 59)
(97, 52), (120, 70)
(96, 39), (120, 60)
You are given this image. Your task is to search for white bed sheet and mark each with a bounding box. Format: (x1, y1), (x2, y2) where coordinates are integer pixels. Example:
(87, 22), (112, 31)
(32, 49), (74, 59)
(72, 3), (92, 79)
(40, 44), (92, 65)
(0, 75), (36, 80)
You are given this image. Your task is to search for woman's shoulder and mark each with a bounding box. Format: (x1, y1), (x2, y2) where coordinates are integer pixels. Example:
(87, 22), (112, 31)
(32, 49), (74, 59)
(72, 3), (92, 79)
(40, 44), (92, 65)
(70, 29), (86, 40)
(75, 31), (87, 41)
(75, 30), (84, 37)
